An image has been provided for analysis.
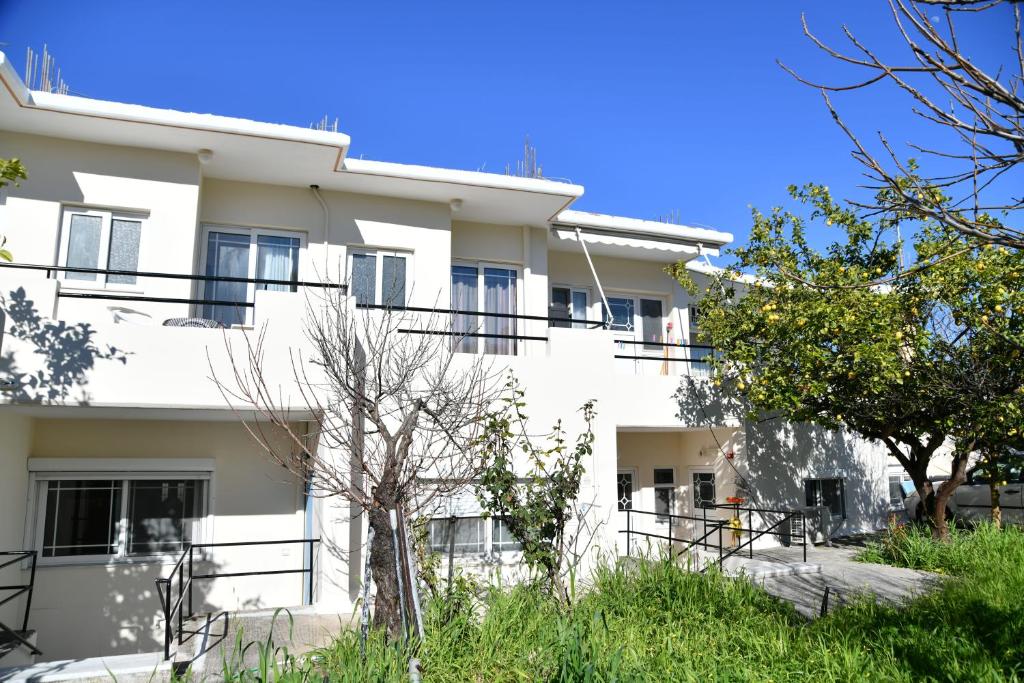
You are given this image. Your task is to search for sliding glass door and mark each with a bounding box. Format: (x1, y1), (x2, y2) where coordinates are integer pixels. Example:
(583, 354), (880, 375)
(451, 263), (519, 355)
(202, 226), (301, 327)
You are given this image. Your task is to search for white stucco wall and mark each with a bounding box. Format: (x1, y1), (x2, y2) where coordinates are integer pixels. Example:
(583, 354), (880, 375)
(1, 417), (306, 661)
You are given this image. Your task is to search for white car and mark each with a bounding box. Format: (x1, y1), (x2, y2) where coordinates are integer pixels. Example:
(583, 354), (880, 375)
(903, 460), (1023, 525)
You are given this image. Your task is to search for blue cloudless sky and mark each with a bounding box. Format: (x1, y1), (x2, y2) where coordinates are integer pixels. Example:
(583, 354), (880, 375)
(0, 1), (1011, 253)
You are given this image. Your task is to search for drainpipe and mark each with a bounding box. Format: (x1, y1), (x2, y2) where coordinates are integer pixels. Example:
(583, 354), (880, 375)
(310, 185), (330, 278)
(574, 226), (611, 323)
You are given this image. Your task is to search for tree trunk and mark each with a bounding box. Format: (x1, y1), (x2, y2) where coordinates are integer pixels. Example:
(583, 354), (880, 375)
(368, 477), (403, 638)
(932, 452), (970, 541)
(991, 483), (1002, 529)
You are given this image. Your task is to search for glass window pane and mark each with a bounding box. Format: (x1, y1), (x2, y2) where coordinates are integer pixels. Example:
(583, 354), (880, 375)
(42, 480), (120, 557)
(451, 266), (479, 353)
(256, 235), (300, 293)
(616, 472), (634, 511)
(822, 479), (845, 517)
(127, 480), (200, 555)
(65, 214), (102, 281)
(492, 518), (522, 552)
(571, 290), (589, 329)
(549, 287), (571, 328)
(427, 517), (483, 555)
(641, 299), (664, 350)
(203, 231), (251, 327)
(603, 297), (634, 332)
(484, 268), (516, 355)
(654, 468), (674, 485)
(654, 487), (674, 521)
(693, 472), (716, 509)
(107, 219), (142, 284)
(381, 255), (406, 307)
(351, 253), (376, 306)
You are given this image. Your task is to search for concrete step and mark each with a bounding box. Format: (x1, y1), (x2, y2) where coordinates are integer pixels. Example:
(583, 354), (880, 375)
(721, 555), (822, 579)
(173, 606), (354, 679)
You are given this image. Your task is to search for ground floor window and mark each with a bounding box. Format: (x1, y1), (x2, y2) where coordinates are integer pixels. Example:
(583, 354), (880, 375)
(426, 516), (522, 556)
(804, 478), (846, 519)
(36, 477), (207, 561)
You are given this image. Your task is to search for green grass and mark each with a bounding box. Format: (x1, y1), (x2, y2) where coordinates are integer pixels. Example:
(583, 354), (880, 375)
(198, 525), (1024, 682)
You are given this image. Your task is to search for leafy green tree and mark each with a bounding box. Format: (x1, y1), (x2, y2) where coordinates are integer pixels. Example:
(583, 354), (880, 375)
(677, 184), (1023, 539)
(0, 158), (27, 262)
(475, 374), (596, 598)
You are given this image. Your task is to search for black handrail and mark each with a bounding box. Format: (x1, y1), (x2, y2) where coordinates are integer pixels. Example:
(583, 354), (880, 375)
(155, 538), (320, 661)
(356, 302), (606, 328)
(0, 550), (41, 657)
(0, 262), (347, 290)
(619, 503), (807, 570)
(0, 263), (347, 318)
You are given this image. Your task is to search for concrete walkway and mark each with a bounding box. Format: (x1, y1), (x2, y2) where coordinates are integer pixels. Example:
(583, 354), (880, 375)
(743, 545), (942, 619)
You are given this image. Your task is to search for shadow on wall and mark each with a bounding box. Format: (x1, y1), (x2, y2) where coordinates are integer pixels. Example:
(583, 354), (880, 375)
(0, 287), (128, 404)
(674, 376), (885, 533)
(31, 555), (222, 662)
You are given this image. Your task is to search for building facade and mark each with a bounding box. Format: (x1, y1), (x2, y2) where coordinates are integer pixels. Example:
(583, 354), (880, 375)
(0, 51), (898, 664)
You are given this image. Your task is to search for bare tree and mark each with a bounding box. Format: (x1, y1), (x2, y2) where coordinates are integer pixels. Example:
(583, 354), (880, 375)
(783, 0), (1024, 250)
(212, 289), (501, 637)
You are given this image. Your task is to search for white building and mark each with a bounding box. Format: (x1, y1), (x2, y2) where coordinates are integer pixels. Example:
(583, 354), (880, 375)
(0, 51), (899, 665)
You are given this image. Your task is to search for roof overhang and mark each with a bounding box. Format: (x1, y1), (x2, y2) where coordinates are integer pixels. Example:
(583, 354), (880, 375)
(0, 51), (582, 226)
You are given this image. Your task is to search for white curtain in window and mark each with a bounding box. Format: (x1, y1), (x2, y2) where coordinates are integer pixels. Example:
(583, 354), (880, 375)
(451, 266), (478, 353)
(256, 235), (300, 293)
(484, 268), (516, 355)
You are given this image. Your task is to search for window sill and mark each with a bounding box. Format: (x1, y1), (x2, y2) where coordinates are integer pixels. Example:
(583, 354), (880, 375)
(36, 553), (187, 568)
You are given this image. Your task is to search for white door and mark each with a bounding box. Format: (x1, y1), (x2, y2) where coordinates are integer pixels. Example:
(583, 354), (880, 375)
(615, 468), (637, 555)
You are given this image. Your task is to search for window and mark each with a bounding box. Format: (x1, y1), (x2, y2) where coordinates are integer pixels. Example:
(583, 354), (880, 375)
(202, 226), (303, 327)
(888, 470), (912, 507)
(691, 471), (716, 509)
(603, 297), (635, 332)
(426, 516), (522, 556)
(654, 468), (675, 523)
(616, 471), (635, 511)
(450, 263), (519, 355)
(427, 517), (485, 555)
(491, 518), (522, 553)
(37, 477), (207, 561)
(58, 208), (143, 285)
(603, 295), (666, 349)
(348, 249), (408, 308)
(549, 286), (590, 329)
(805, 478), (846, 519)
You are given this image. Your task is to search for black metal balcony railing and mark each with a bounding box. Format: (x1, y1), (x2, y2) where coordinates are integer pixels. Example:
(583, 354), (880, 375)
(611, 338), (715, 365)
(154, 538), (320, 661)
(0, 263), (347, 314)
(0, 263), (715, 363)
(0, 550), (41, 659)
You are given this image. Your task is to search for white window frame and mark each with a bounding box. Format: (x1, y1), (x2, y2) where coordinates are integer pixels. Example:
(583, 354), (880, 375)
(451, 260), (523, 355)
(346, 247), (412, 307)
(426, 515), (523, 559)
(200, 224), (307, 325)
(25, 458), (214, 567)
(57, 206), (147, 289)
(653, 467), (677, 525)
(550, 284), (593, 329)
(887, 467), (913, 509)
